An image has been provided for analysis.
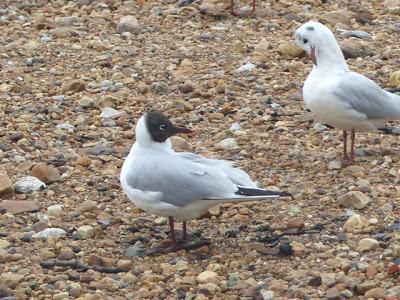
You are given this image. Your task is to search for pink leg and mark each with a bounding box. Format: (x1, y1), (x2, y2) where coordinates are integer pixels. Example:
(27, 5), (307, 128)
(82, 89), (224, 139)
(168, 216), (177, 249)
(350, 129), (355, 160)
(182, 221), (187, 241)
(343, 130), (348, 159)
(341, 130), (352, 167)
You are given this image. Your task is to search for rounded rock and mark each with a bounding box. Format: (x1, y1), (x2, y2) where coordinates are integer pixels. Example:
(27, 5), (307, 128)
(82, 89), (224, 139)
(77, 225), (95, 240)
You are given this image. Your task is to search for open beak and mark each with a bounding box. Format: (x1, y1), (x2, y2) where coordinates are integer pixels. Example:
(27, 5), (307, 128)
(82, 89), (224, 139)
(311, 46), (317, 66)
(173, 126), (193, 135)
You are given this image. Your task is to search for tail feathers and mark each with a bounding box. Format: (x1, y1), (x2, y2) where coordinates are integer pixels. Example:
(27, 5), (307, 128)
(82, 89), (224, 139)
(235, 186), (292, 197)
(204, 187), (291, 202)
(378, 127), (400, 135)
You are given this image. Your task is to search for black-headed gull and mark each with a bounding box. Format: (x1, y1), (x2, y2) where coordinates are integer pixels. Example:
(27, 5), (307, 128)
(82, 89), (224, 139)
(294, 21), (400, 165)
(120, 110), (290, 252)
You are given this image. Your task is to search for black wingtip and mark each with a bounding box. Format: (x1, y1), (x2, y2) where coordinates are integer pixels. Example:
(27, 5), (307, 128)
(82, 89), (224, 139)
(236, 186), (292, 198)
(378, 127), (400, 135)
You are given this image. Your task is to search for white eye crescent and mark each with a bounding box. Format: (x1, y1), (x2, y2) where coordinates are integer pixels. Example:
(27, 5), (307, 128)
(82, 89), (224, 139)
(159, 124), (167, 130)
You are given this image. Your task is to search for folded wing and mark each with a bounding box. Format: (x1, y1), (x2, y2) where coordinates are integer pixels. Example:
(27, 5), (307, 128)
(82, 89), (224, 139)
(333, 72), (400, 120)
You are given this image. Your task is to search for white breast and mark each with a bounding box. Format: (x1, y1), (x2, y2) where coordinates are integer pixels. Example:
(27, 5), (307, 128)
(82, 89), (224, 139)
(303, 70), (381, 131)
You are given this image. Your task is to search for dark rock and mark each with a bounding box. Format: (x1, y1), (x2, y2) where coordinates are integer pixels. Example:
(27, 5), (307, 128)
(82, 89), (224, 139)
(10, 132), (24, 142)
(0, 283), (12, 298)
(89, 144), (114, 156)
(308, 276), (322, 286)
(279, 242), (293, 256)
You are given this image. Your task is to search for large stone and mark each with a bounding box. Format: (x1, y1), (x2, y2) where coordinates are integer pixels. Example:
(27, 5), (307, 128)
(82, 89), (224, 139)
(32, 228), (66, 239)
(343, 214), (369, 233)
(277, 43), (304, 57)
(326, 287), (340, 300)
(61, 79), (85, 93)
(170, 136), (190, 152)
(117, 15), (141, 34)
(31, 163), (60, 184)
(290, 241), (306, 257)
(0, 239), (10, 250)
(0, 174), (13, 197)
(55, 16), (78, 27)
(78, 200), (98, 213)
(338, 191), (371, 210)
(0, 200), (41, 214)
(1, 272), (24, 289)
(0, 283), (12, 298)
(341, 39), (373, 59)
(384, 0), (400, 8)
(58, 247), (75, 260)
(77, 225), (94, 239)
(234, 63), (256, 74)
(196, 271), (218, 284)
(95, 96), (118, 109)
(125, 246), (143, 257)
(286, 217), (304, 229)
(76, 156), (92, 167)
(173, 59), (194, 79)
(14, 176), (46, 193)
(357, 238), (379, 252)
(100, 107), (122, 119)
(260, 290), (274, 300)
(356, 281), (378, 294)
(47, 204), (63, 217)
(79, 96), (95, 108)
(319, 10), (351, 25)
(389, 71), (400, 88)
(89, 144), (114, 156)
(215, 138), (239, 150)
(364, 287), (386, 299)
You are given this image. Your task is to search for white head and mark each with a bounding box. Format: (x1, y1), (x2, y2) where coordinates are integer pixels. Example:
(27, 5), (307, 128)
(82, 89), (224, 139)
(294, 21), (348, 70)
(135, 111), (192, 147)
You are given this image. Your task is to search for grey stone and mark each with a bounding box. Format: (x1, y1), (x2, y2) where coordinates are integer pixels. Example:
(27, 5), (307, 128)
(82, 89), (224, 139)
(117, 15), (141, 34)
(89, 144), (114, 156)
(32, 228), (66, 239)
(14, 176), (46, 194)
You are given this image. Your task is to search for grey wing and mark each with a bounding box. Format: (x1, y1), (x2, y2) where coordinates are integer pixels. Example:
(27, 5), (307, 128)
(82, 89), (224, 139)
(126, 156), (237, 207)
(333, 72), (400, 119)
(176, 152), (257, 188)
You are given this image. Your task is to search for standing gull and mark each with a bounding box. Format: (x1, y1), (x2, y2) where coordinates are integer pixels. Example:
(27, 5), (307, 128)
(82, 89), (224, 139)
(294, 21), (400, 165)
(120, 111), (290, 252)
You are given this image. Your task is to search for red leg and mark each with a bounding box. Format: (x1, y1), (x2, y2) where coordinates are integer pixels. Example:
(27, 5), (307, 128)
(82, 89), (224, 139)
(182, 221), (187, 241)
(168, 216), (177, 250)
(341, 130), (352, 167)
(343, 130), (348, 159)
(252, 0), (256, 13)
(350, 129), (355, 160)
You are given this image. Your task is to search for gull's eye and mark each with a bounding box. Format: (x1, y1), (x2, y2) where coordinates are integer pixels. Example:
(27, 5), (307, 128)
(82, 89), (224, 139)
(159, 124), (167, 130)
(303, 38), (308, 44)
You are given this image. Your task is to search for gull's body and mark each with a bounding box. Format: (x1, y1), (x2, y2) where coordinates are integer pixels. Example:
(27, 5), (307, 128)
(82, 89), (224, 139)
(295, 21), (400, 164)
(120, 111), (290, 251)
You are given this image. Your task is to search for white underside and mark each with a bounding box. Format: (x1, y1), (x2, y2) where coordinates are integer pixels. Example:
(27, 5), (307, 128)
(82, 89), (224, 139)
(120, 179), (220, 221)
(304, 69), (388, 132)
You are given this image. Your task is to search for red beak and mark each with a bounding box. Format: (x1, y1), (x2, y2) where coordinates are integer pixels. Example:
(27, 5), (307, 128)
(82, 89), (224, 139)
(174, 126), (193, 135)
(311, 46), (317, 66)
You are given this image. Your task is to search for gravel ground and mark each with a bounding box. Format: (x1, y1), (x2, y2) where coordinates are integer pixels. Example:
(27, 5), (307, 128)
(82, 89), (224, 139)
(0, 0), (399, 299)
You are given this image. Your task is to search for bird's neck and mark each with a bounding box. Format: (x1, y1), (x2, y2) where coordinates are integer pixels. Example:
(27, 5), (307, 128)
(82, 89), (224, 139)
(132, 138), (173, 154)
(314, 42), (349, 72)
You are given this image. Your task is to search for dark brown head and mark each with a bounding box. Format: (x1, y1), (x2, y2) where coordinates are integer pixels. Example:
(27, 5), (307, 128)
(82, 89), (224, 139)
(144, 110), (192, 143)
